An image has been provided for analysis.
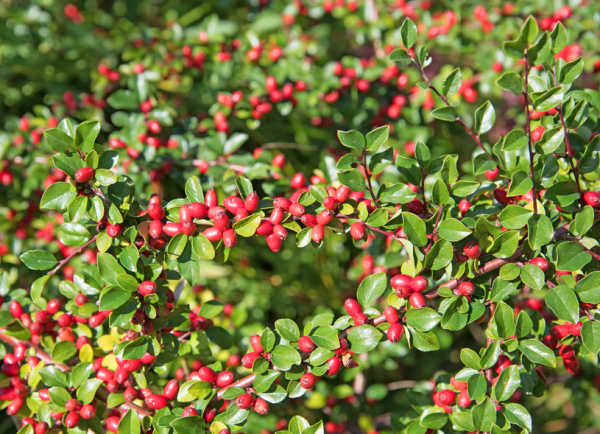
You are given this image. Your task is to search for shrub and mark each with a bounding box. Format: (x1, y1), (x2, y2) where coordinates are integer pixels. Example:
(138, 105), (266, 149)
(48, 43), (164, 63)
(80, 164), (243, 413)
(1, 3), (600, 434)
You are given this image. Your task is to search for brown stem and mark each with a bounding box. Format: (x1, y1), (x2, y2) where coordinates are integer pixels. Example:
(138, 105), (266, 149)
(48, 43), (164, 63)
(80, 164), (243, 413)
(409, 57), (492, 158)
(362, 153), (379, 208)
(48, 235), (98, 276)
(522, 56), (539, 213)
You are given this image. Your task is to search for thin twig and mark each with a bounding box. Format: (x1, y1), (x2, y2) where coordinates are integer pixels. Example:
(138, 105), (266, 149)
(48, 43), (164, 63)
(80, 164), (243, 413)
(522, 55), (539, 213)
(48, 235), (98, 275)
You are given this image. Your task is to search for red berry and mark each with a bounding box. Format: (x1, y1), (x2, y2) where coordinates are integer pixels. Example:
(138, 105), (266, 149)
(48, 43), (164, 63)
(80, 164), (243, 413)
(350, 222), (366, 240)
(344, 299), (362, 316)
(495, 355), (511, 374)
(300, 373), (316, 389)
(410, 276), (428, 292)
(387, 323), (403, 343)
(457, 281), (475, 296)
(138, 280), (157, 296)
(163, 379), (180, 399)
(384, 306), (399, 324)
(64, 412), (80, 428)
(457, 389), (471, 408)
(463, 241), (481, 259)
(298, 336), (316, 353)
(438, 389), (456, 405)
(216, 371), (235, 388)
(106, 224), (122, 238)
(458, 199), (471, 215)
(254, 397), (270, 415)
(583, 191), (600, 208)
(74, 167), (95, 183)
(529, 257), (549, 271)
(235, 393), (255, 409)
(326, 356), (342, 376)
(409, 292), (426, 308)
(145, 394), (168, 410)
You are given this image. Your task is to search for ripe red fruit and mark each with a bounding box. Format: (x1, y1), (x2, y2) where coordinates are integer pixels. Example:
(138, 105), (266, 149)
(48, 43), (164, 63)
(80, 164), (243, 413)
(205, 189), (218, 208)
(65, 398), (82, 412)
(350, 222), (366, 240)
(6, 397), (23, 415)
(583, 191), (600, 208)
(198, 367), (217, 385)
(457, 389), (471, 408)
(312, 225), (325, 243)
(291, 173), (306, 189)
(384, 306), (399, 324)
(35, 422), (50, 434)
(298, 336), (316, 353)
(189, 202), (208, 218)
(266, 233), (283, 252)
(289, 203), (305, 217)
(74, 167), (95, 183)
(316, 210), (333, 226)
(495, 355), (511, 374)
(493, 188), (510, 205)
(485, 167), (499, 180)
(182, 407), (199, 417)
(236, 393), (255, 409)
(344, 299), (362, 316)
(244, 192), (259, 212)
(64, 412), (80, 428)
(138, 280), (157, 296)
(223, 229), (237, 248)
(438, 389), (456, 405)
(106, 416), (120, 433)
(223, 196), (245, 213)
(300, 373), (316, 389)
(273, 153), (286, 168)
(149, 220), (163, 239)
(163, 379), (180, 399)
(80, 404), (96, 419)
(563, 356), (579, 374)
(387, 323), (403, 343)
(241, 352), (261, 369)
(254, 397), (270, 415)
(203, 227), (223, 242)
(570, 322), (582, 337)
(541, 335), (558, 350)
(559, 345), (574, 359)
(269, 207), (284, 225)
(410, 276), (428, 292)
(145, 394), (168, 410)
(179, 204), (192, 223)
(529, 257), (549, 271)
(256, 221), (274, 236)
(9, 301), (23, 318)
(124, 386), (138, 402)
(458, 199), (471, 215)
(106, 224), (122, 238)
(323, 196), (337, 210)
(353, 313), (369, 325)
(326, 356), (342, 376)
(390, 274), (411, 290)
(550, 324), (571, 340)
(216, 371), (235, 388)
(335, 185), (351, 203)
(75, 293), (89, 306)
(407, 199), (425, 215)
(409, 292), (426, 308)
(463, 241), (481, 259)
(457, 281), (475, 296)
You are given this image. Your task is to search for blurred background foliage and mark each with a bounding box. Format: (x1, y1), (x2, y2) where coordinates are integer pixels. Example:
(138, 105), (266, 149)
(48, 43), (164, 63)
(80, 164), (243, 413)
(1, 0), (600, 433)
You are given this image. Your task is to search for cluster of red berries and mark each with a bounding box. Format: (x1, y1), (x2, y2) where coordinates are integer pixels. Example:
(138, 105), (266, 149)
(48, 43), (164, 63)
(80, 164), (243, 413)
(390, 274), (428, 308)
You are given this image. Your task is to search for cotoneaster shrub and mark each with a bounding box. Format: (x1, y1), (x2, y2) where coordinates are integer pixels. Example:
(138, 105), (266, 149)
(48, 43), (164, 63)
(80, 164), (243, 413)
(1, 3), (600, 434)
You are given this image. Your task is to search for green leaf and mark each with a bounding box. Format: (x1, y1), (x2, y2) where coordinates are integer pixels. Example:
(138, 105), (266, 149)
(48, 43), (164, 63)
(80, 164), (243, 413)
(420, 407), (448, 430)
(368, 148), (393, 175)
(51, 340), (77, 363)
(271, 345), (301, 371)
(337, 130), (365, 151)
(405, 308), (441, 332)
(498, 205), (533, 229)
(438, 219), (472, 242)
(235, 176), (253, 200)
(474, 101), (495, 134)
(574, 272), (600, 303)
(20, 250), (57, 271)
(556, 241), (592, 271)
(98, 253), (126, 287)
(504, 403), (532, 432)
(546, 285), (579, 324)
(357, 273), (387, 308)
(518, 339), (556, 367)
(493, 365), (520, 401)
(502, 130), (528, 152)
(107, 90), (139, 109)
(31, 275), (50, 305)
(191, 233), (215, 260)
(431, 106), (457, 121)
(424, 239), (453, 271)
(527, 214), (553, 250)
(100, 287), (132, 311)
(44, 128), (73, 153)
(496, 72), (522, 95)
(166, 233), (187, 259)
(535, 126), (564, 154)
(76, 378), (103, 405)
(365, 125), (389, 152)
(520, 264), (545, 290)
(338, 169), (365, 192)
(570, 206), (594, 237)
(395, 155), (422, 185)
(402, 212), (426, 247)
(442, 68), (462, 97)
(451, 181), (479, 197)
(185, 176), (204, 203)
(493, 301), (515, 339)
(431, 179), (449, 206)
(409, 327), (440, 352)
(71, 362), (94, 388)
(48, 387), (71, 408)
(170, 416), (206, 434)
(347, 325), (383, 354)
(581, 321), (600, 355)
(472, 398), (497, 432)
(74, 120), (100, 152)
(559, 57), (584, 84)
(40, 182), (77, 211)
(400, 17), (417, 49)
(310, 325), (339, 350)
(544, 181), (579, 208)
(118, 409), (141, 434)
(389, 48), (411, 65)
(378, 183), (416, 204)
(275, 319), (301, 341)
(460, 348), (481, 370)
(550, 21), (567, 54)
(39, 366), (68, 387)
(532, 86), (564, 111)
(515, 311), (533, 338)
(177, 243), (201, 285)
(507, 171), (533, 197)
